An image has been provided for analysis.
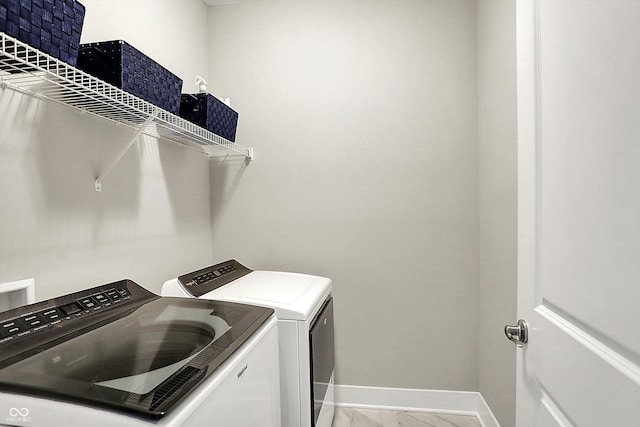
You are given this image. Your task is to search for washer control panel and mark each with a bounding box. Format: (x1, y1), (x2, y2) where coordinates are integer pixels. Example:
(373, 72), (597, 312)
(0, 281), (141, 344)
(178, 259), (252, 297)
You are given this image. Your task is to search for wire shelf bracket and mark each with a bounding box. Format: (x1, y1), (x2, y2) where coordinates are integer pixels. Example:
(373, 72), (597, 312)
(94, 109), (159, 192)
(0, 31), (254, 192)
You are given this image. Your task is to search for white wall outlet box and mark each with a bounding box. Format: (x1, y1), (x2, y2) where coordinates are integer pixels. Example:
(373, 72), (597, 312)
(0, 278), (35, 312)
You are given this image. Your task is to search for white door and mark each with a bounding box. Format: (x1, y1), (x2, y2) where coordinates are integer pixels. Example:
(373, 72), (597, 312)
(515, 1), (640, 426)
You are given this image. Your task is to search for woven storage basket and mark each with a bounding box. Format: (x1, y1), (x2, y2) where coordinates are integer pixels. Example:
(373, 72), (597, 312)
(0, 0), (86, 66)
(76, 40), (183, 114)
(180, 93), (238, 142)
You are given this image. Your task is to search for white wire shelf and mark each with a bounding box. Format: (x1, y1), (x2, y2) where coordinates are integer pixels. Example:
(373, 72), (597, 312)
(0, 31), (253, 168)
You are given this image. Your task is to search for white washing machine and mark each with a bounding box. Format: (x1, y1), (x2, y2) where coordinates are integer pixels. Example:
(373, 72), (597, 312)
(162, 260), (335, 427)
(0, 279), (280, 427)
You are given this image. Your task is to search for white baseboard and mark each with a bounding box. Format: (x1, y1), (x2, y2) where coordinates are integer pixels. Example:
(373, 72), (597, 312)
(333, 384), (500, 427)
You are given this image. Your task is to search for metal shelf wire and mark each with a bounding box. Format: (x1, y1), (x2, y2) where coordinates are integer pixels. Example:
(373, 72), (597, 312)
(0, 31), (253, 166)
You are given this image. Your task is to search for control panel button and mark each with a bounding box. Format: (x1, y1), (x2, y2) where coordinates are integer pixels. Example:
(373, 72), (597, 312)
(106, 289), (121, 301)
(40, 308), (63, 322)
(59, 302), (83, 316)
(77, 297), (98, 310)
(20, 313), (45, 328)
(116, 288), (129, 298)
(93, 293), (109, 305)
(219, 264), (236, 274)
(194, 271), (217, 285)
(0, 319), (27, 337)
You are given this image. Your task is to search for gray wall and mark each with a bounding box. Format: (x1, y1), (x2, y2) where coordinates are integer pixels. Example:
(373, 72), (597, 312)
(0, 0), (213, 300)
(206, 0), (481, 391)
(80, 0), (210, 85)
(477, 1), (517, 426)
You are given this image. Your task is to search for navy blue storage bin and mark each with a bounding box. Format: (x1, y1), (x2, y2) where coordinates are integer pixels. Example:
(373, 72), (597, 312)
(0, 0), (85, 66)
(179, 93), (238, 142)
(76, 40), (183, 115)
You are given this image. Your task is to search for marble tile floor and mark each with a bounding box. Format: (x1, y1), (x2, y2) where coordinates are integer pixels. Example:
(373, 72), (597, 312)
(332, 406), (482, 427)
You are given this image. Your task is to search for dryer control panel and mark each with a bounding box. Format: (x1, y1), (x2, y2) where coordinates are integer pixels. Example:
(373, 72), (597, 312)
(178, 259), (253, 297)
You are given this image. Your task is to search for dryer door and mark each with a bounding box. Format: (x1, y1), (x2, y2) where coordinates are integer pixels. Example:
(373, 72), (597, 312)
(309, 297), (334, 426)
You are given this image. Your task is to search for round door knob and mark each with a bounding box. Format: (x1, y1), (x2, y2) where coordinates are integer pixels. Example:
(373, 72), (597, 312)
(504, 319), (528, 348)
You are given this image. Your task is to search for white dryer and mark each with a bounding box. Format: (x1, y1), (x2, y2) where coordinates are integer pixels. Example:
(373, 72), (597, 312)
(162, 260), (335, 427)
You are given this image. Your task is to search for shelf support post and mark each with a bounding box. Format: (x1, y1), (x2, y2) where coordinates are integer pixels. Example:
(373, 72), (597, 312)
(95, 110), (158, 192)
